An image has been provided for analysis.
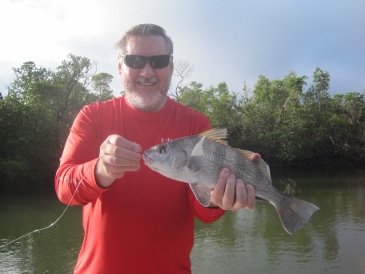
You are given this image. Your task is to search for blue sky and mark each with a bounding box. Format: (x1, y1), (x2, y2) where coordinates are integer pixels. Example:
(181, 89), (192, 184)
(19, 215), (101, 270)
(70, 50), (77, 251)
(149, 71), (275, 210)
(1, 0), (364, 97)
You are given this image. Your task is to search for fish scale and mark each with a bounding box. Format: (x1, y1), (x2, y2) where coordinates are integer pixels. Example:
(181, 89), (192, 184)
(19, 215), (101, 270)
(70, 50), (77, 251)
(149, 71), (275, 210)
(143, 128), (319, 234)
(204, 140), (280, 202)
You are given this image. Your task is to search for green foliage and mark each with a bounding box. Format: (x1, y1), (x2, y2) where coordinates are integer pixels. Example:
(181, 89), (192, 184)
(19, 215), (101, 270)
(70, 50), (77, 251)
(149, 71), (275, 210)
(178, 82), (242, 146)
(329, 92), (365, 164)
(176, 82), (206, 113)
(178, 68), (365, 168)
(1, 58), (364, 191)
(239, 71), (307, 162)
(0, 54), (114, 191)
(92, 72), (114, 101)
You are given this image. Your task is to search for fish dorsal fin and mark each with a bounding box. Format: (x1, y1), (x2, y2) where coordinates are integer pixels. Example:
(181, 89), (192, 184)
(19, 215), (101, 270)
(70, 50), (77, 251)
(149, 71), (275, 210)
(198, 128), (228, 146)
(235, 149), (272, 183)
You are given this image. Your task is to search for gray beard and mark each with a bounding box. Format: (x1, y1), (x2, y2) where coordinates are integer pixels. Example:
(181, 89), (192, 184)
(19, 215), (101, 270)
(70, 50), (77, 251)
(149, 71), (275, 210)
(124, 78), (171, 112)
(126, 91), (166, 112)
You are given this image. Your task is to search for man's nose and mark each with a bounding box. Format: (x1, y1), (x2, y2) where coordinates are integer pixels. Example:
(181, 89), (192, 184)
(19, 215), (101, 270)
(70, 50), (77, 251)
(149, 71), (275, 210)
(140, 61), (155, 78)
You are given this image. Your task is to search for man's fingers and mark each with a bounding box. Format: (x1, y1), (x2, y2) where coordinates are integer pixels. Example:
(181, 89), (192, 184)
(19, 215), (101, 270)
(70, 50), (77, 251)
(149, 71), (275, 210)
(97, 135), (142, 184)
(101, 135), (142, 165)
(221, 174), (237, 209)
(232, 179), (248, 210)
(210, 168), (256, 211)
(210, 168), (230, 206)
(108, 135), (142, 153)
(103, 144), (141, 163)
(245, 184), (256, 209)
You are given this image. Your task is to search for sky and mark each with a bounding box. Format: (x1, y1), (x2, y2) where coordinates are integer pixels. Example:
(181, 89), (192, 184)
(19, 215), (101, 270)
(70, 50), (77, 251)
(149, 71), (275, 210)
(1, 0), (364, 97)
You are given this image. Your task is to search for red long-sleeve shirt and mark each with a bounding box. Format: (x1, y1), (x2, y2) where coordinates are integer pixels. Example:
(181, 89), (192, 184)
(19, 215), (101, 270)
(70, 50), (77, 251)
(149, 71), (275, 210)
(55, 96), (225, 274)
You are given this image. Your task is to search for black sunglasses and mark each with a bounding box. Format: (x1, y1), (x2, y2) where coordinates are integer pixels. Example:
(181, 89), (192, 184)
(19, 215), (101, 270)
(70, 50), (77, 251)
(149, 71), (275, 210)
(121, 55), (171, 69)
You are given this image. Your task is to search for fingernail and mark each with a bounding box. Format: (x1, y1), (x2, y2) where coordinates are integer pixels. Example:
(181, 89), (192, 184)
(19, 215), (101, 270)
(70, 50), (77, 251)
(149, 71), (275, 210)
(223, 168), (230, 175)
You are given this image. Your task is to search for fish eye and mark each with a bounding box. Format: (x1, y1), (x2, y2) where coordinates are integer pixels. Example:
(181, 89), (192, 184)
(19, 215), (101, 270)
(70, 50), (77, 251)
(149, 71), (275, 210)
(157, 147), (165, 154)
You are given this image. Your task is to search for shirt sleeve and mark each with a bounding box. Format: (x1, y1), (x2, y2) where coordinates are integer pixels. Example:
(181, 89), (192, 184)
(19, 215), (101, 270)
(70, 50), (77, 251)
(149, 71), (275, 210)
(55, 105), (107, 205)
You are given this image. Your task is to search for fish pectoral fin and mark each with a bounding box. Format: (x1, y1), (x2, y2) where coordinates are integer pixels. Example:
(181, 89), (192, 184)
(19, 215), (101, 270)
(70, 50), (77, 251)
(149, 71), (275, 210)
(189, 137), (208, 173)
(191, 136), (205, 157)
(189, 183), (212, 207)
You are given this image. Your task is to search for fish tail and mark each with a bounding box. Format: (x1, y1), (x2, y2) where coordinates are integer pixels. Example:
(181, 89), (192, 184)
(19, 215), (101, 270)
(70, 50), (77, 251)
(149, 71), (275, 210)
(275, 196), (319, 234)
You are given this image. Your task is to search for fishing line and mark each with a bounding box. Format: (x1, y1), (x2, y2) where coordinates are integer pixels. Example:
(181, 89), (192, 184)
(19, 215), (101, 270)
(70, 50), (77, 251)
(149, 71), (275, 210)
(0, 176), (84, 249)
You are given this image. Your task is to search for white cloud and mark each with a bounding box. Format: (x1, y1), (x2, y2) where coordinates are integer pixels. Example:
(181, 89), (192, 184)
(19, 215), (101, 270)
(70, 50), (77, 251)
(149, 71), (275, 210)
(1, 0), (364, 96)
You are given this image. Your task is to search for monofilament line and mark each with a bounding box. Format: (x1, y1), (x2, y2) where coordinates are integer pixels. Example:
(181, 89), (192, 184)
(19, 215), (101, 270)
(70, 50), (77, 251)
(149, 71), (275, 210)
(0, 176), (84, 249)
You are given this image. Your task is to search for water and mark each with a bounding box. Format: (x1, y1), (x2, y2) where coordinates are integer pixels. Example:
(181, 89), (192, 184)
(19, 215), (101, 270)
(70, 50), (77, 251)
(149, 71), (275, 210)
(1, 170), (364, 273)
(0, 197), (83, 273)
(192, 170), (365, 274)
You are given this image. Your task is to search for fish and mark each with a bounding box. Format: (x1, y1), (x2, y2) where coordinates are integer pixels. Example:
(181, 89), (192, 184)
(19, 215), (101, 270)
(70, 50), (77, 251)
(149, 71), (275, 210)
(142, 128), (319, 234)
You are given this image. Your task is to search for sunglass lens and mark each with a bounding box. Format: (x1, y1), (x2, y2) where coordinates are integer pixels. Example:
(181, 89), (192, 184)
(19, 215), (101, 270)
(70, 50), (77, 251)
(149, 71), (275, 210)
(123, 55), (170, 69)
(124, 55), (146, 69)
(150, 55), (170, 69)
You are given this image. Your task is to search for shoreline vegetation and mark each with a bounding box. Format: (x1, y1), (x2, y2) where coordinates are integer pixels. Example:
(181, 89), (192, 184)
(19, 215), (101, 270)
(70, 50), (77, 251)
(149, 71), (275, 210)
(1, 55), (364, 192)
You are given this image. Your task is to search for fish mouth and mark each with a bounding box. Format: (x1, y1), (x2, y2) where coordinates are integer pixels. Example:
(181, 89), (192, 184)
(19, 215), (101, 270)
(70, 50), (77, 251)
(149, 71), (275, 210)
(142, 153), (154, 166)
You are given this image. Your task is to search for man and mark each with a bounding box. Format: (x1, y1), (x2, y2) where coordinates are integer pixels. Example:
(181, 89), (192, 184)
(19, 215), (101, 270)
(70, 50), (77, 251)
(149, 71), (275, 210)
(55, 23), (256, 274)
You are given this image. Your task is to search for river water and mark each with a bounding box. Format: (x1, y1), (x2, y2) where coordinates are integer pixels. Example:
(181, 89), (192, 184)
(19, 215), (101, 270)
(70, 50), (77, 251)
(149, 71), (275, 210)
(0, 169), (364, 273)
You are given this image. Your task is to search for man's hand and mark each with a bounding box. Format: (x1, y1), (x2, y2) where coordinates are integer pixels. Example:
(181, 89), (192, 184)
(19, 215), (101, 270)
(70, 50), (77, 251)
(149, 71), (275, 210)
(210, 154), (260, 211)
(95, 135), (142, 188)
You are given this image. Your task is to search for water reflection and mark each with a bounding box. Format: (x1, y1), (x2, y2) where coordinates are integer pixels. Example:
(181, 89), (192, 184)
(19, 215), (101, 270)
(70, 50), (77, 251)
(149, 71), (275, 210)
(0, 196), (82, 273)
(192, 174), (365, 274)
(1, 171), (365, 274)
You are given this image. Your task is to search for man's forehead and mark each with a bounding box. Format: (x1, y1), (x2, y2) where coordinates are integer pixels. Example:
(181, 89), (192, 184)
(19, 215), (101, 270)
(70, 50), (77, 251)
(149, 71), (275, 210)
(125, 35), (168, 54)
